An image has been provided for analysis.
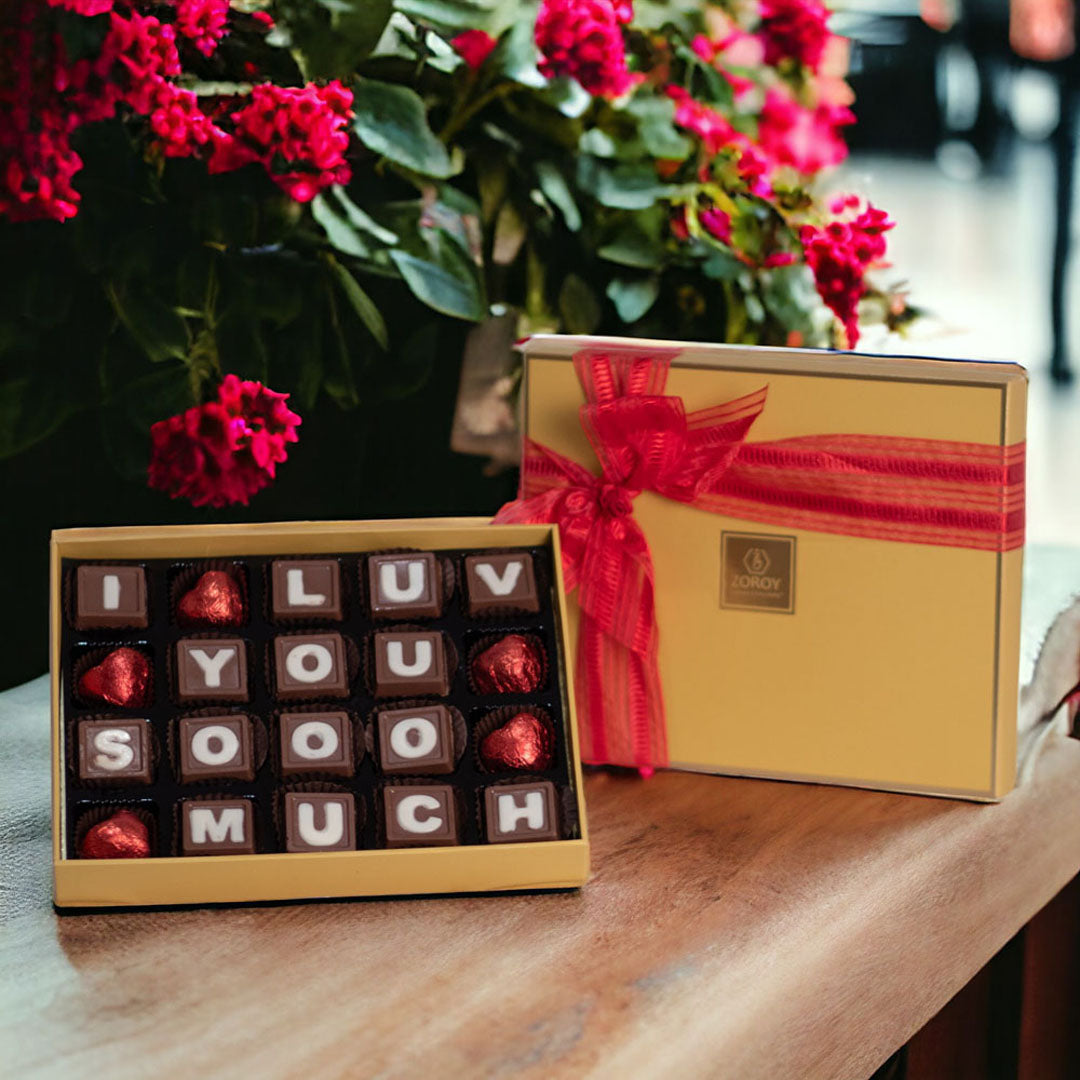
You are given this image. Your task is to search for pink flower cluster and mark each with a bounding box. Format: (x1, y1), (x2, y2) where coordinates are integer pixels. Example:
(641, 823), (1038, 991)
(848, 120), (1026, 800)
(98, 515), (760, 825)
(757, 88), (853, 175)
(534, 0), (634, 98)
(758, 0), (832, 71)
(800, 197), (894, 345)
(148, 375), (302, 508)
(1, 1), (351, 223)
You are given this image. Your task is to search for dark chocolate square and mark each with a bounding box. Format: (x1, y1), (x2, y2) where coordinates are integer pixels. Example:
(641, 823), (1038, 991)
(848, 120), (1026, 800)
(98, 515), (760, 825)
(464, 553), (539, 615)
(75, 565), (148, 629)
(270, 560), (342, 621)
(177, 715), (254, 783)
(484, 781), (559, 844)
(176, 638), (248, 702)
(280, 711), (354, 777)
(273, 634), (349, 700)
(77, 718), (152, 784)
(181, 798), (255, 855)
(372, 631), (449, 697)
(284, 792), (356, 852)
(367, 553), (441, 619)
(377, 705), (455, 775)
(383, 785), (459, 847)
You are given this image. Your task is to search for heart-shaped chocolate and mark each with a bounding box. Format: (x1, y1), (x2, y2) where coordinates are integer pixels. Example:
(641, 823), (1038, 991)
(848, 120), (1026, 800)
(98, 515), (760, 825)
(480, 711), (554, 771)
(79, 810), (151, 859)
(471, 634), (544, 694)
(177, 570), (244, 626)
(78, 647), (151, 707)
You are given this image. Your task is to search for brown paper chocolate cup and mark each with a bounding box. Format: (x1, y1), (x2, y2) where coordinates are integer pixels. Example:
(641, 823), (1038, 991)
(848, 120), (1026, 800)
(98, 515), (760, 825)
(64, 559), (152, 633)
(168, 709), (268, 788)
(273, 781), (366, 852)
(363, 625), (459, 700)
(456, 547), (548, 621)
(167, 632), (253, 708)
(374, 777), (466, 848)
(172, 792), (261, 856)
(272, 704), (364, 779)
(265, 631), (360, 701)
(169, 560), (249, 629)
(365, 700), (466, 775)
(361, 549), (456, 619)
(65, 714), (160, 789)
(474, 775), (574, 842)
(262, 554), (351, 625)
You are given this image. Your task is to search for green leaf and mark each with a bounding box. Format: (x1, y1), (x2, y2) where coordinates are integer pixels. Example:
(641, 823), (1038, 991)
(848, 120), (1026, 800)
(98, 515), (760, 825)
(577, 158), (674, 210)
(285, 0), (393, 77)
(325, 255), (390, 349)
(558, 273), (601, 333)
(598, 226), (664, 270)
(0, 378), (76, 459)
(625, 96), (692, 160)
(492, 201), (526, 265)
(312, 194), (371, 258)
(333, 187), (399, 244)
(389, 237), (484, 321)
(394, 0), (506, 33)
(578, 128), (619, 158)
(106, 281), (190, 364)
(534, 161), (581, 232)
(606, 275), (660, 323)
(489, 19), (545, 87)
(702, 250), (743, 281)
(352, 78), (455, 178)
(542, 76), (592, 118)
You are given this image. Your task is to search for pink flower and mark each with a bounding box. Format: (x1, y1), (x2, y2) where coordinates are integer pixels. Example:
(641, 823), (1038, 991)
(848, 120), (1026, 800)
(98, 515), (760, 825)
(757, 87), (853, 174)
(758, 0), (832, 72)
(45, 0), (113, 13)
(535, 0), (634, 98)
(665, 85), (738, 155)
(700, 206), (732, 243)
(175, 0), (230, 59)
(669, 206), (690, 241)
(148, 376), (301, 508)
(452, 29), (497, 69)
(149, 84), (215, 158)
(763, 251), (797, 267)
(209, 81), (354, 202)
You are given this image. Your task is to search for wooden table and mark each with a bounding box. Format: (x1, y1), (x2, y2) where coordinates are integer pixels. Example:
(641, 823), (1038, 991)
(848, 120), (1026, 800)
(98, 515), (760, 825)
(4, 548), (1080, 1080)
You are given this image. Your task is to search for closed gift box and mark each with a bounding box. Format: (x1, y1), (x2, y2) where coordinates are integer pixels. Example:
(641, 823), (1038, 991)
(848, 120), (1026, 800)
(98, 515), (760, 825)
(507, 335), (1026, 800)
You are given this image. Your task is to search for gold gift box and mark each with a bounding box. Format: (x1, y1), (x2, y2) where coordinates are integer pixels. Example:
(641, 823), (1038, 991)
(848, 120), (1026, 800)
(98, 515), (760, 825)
(521, 335), (1026, 801)
(51, 519), (589, 909)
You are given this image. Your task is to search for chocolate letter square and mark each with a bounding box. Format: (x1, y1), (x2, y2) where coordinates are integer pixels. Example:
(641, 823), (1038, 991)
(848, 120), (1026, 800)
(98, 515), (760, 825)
(367, 553), (441, 619)
(377, 705), (455, 775)
(284, 792), (356, 852)
(181, 798), (255, 855)
(464, 553), (539, 615)
(484, 781), (559, 844)
(178, 715), (254, 782)
(372, 631), (449, 697)
(382, 784), (459, 847)
(75, 565), (148, 629)
(280, 711), (354, 777)
(77, 718), (152, 784)
(274, 634), (349, 699)
(176, 639), (248, 702)
(270, 560), (342, 621)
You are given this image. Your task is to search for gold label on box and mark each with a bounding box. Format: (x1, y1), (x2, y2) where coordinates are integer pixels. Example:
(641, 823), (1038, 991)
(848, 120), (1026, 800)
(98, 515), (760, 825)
(720, 533), (796, 614)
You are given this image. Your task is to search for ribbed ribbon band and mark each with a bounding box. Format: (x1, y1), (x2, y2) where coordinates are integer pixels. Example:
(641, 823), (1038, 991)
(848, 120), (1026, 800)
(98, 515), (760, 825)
(494, 349), (1026, 769)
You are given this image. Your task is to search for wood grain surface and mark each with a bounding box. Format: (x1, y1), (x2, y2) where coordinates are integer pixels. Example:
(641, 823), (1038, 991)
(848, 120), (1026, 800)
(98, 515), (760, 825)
(3, 546), (1080, 1080)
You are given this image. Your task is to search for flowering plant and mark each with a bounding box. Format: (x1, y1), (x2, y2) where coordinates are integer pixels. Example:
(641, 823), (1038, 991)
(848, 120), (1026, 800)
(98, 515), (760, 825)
(0, 0), (910, 508)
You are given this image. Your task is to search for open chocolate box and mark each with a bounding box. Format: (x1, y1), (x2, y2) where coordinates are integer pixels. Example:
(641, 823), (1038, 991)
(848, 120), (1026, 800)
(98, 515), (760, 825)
(50, 519), (589, 909)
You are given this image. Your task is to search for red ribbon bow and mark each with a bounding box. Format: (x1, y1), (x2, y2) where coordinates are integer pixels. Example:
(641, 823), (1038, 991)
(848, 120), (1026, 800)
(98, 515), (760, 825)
(494, 349), (1025, 770)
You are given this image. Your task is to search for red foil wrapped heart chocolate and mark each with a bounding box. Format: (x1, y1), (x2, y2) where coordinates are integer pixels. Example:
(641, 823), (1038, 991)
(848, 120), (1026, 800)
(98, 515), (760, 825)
(177, 570), (244, 626)
(78, 647), (151, 707)
(78, 809), (151, 859)
(480, 711), (554, 771)
(471, 634), (544, 694)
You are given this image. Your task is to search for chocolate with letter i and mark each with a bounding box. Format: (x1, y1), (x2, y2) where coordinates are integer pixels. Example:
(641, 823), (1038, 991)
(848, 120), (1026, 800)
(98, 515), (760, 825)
(178, 715), (254, 782)
(270, 560), (342, 621)
(373, 631), (449, 697)
(383, 784), (459, 847)
(176, 638), (248, 702)
(181, 798), (255, 855)
(75, 565), (148, 629)
(464, 553), (539, 615)
(367, 553), (441, 619)
(77, 718), (153, 784)
(484, 781), (559, 843)
(280, 711), (354, 777)
(284, 792), (356, 852)
(274, 633), (350, 699)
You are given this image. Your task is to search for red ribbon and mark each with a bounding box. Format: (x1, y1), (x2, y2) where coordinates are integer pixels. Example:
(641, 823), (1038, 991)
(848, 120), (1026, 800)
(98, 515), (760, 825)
(494, 348), (1026, 769)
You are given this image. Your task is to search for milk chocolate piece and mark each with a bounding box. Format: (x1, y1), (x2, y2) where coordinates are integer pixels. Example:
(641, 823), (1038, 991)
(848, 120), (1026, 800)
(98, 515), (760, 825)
(75, 565), (148, 629)
(377, 705), (455, 775)
(464, 553), (540, 615)
(176, 638), (248, 702)
(484, 781), (559, 843)
(181, 798), (255, 855)
(270, 560), (342, 621)
(382, 784), (459, 847)
(284, 792), (356, 852)
(274, 634), (350, 700)
(367, 553), (441, 619)
(280, 711), (354, 777)
(77, 719), (152, 785)
(178, 715), (254, 782)
(373, 631), (449, 697)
